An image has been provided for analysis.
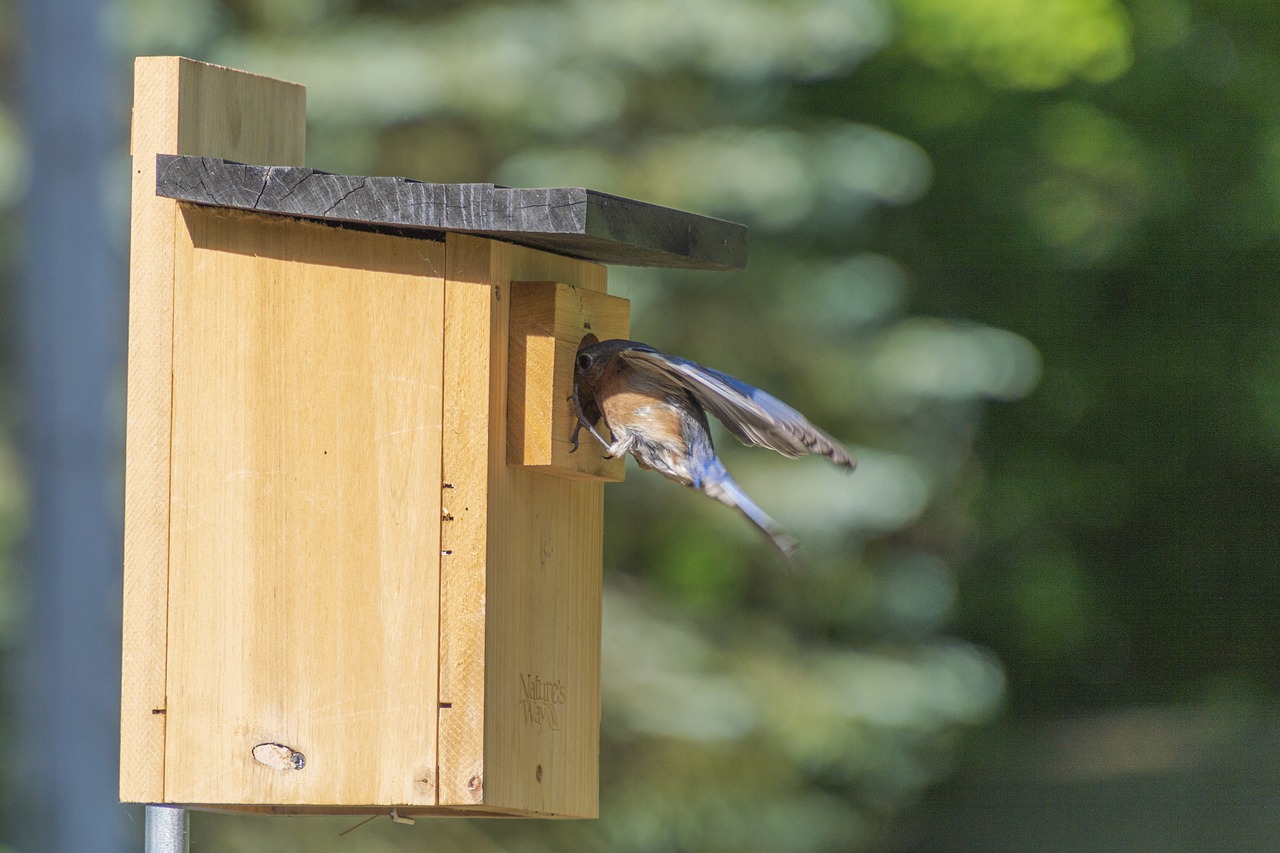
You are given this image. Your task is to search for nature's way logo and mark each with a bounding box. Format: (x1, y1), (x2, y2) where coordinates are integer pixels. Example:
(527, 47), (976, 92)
(519, 673), (566, 732)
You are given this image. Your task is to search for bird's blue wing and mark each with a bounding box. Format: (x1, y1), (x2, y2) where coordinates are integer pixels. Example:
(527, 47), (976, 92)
(618, 347), (855, 469)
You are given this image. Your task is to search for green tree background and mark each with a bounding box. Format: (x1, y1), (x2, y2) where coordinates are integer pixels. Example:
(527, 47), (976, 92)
(2, 0), (1278, 850)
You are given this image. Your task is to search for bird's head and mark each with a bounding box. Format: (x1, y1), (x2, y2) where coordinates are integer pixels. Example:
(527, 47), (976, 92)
(573, 338), (648, 386)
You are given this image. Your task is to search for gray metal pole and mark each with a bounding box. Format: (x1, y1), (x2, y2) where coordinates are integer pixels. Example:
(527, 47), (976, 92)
(144, 806), (189, 853)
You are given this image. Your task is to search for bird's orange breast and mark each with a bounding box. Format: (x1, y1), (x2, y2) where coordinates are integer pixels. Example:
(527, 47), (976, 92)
(598, 384), (686, 446)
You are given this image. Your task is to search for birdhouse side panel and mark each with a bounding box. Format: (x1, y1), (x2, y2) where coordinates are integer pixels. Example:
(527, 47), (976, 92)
(164, 208), (446, 807)
(485, 471), (603, 817)
(435, 236), (604, 817)
(490, 245), (606, 818)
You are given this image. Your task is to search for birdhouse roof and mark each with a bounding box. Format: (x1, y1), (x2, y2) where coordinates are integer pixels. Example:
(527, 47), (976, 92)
(156, 154), (747, 271)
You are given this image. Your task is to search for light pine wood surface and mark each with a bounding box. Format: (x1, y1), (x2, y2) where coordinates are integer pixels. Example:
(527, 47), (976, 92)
(165, 209), (445, 806)
(122, 56), (306, 803)
(438, 236), (606, 817)
(507, 280), (630, 481)
(124, 57), (613, 818)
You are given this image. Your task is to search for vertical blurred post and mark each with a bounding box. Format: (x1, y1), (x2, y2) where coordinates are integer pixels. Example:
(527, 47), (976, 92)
(14, 0), (128, 851)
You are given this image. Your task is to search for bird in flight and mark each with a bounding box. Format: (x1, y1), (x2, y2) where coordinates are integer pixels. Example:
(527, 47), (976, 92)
(570, 339), (854, 564)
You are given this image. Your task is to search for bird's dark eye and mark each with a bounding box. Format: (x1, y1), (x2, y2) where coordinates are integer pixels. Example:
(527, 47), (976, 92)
(576, 352), (592, 371)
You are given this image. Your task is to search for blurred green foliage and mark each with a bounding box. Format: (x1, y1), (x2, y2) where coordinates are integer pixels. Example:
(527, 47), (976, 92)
(1, 0), (1278, 849)
(893, 0), (1132, 89)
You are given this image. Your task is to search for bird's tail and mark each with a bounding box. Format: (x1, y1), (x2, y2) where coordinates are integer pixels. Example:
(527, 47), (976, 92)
(702, 470), (802, 567)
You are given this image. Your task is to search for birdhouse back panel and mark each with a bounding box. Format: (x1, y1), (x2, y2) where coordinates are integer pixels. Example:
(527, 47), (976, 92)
(122, 56), (308, 802)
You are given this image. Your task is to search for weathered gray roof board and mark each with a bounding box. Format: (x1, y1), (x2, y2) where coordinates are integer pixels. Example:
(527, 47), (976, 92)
(156, 154), (748, 271)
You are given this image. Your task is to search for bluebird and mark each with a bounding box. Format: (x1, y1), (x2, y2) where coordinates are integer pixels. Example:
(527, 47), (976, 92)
(570, 339), (854, 564)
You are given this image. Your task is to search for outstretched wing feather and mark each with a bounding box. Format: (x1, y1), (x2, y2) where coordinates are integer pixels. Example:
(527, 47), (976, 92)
(617, 348), (854, 468)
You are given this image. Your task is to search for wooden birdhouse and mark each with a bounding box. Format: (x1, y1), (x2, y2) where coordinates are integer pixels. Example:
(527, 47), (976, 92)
(119, 57), (745, 819)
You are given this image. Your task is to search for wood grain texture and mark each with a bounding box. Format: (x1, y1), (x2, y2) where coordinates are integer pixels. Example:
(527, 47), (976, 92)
(507, 281), (630, 480)
(156, 154), (748, 270)
(127, 56), (612, 817)
(164, 208), (444, 806)
(437, 235), (497, 807)
(486, 244), (606, 819)
(122, 56), (305, 803)
(436, 235), (606, 816)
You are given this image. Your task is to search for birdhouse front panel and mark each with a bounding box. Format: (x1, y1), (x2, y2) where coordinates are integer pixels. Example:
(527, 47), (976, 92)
(129, 208), (617, 816)
(164, 206), (446, 807)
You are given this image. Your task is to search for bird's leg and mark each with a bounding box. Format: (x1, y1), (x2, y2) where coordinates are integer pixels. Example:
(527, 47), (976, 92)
(569, 384), (617, 454)
(568, 384), (593, 452)
(571, 419), (615, 454)
(594, 431), (635, 460)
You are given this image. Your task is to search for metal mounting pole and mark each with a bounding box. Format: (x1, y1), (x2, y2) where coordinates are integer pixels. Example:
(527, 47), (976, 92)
(145, 806), (189, 853)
